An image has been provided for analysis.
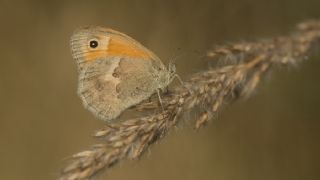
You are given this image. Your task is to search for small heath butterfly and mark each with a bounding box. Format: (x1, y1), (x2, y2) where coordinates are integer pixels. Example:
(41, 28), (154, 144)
(70, 27), (175, 121)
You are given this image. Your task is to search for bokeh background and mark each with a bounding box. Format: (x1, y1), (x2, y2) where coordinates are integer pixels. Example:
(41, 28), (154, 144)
(1, 0), (320, 180)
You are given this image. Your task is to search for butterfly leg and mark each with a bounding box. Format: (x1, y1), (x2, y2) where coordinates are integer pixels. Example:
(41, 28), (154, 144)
(173, 74), (193, 95)
(156, 88), (165, 111)
(168, 62), (192, 94)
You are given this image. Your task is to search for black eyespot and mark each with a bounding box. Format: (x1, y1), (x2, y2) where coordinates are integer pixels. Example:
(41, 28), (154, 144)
(89, 40), (98, 48)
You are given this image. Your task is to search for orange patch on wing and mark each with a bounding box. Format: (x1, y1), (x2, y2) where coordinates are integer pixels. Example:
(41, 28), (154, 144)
(83, 35), (152, 62)
(84, 50), (108, 62)
(107, 37), (151, 59)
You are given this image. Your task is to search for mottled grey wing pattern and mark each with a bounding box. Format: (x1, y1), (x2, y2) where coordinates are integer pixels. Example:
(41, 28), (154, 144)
(115, 56), (164, 101)
(78, 56), (168, 121)
(77, 56), (121, 120)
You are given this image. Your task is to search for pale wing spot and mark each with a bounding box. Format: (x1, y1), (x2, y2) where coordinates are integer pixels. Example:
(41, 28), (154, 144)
(103, 57), (121, 87)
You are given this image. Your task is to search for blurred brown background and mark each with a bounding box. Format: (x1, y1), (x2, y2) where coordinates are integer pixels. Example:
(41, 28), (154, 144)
(1, 0), (320, 180)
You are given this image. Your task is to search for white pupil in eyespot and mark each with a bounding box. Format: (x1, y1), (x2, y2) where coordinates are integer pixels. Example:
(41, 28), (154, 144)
(89, 40), (98, 48)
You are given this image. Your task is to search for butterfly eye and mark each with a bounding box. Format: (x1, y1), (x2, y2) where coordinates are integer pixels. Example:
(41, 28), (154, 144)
(89, 40), (99, 48)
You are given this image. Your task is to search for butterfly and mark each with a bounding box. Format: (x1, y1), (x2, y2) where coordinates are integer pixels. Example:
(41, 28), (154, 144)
(70, 27), (176, 121)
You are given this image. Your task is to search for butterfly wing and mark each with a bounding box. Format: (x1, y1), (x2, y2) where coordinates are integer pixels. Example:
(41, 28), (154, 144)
(77, 57), (122, 120)
(70, 27), (171, 121)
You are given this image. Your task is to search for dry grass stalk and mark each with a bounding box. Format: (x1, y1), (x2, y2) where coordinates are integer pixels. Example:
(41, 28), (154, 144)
(59, 20), (320, 180)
